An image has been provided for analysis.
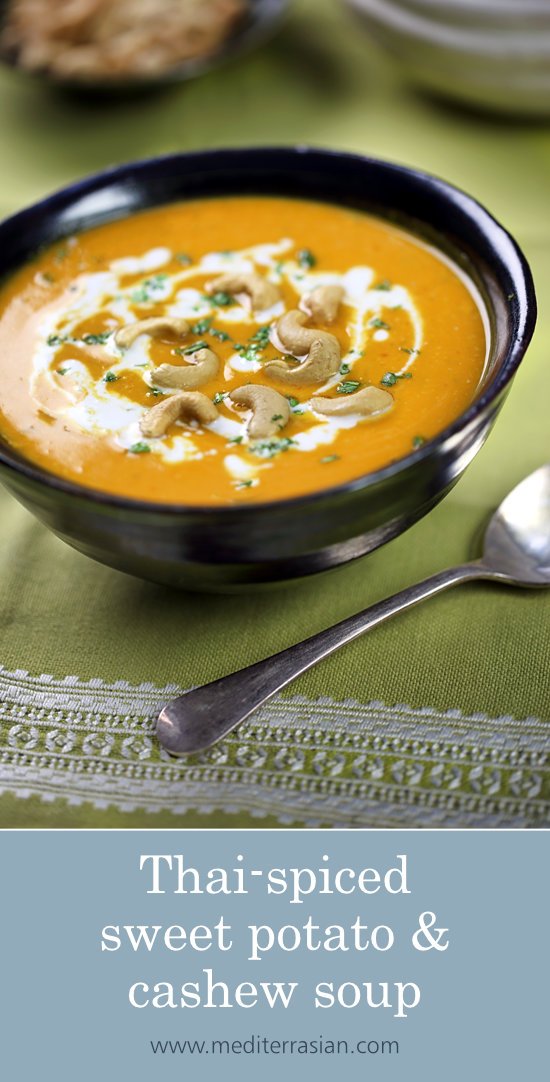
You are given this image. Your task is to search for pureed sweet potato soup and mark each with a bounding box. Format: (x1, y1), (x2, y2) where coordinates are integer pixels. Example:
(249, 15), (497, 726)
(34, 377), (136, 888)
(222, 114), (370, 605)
(0, 195), (488, 505)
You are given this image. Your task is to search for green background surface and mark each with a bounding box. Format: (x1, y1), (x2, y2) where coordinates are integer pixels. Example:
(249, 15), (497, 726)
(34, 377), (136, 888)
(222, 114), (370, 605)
(0, 0), (548, 827)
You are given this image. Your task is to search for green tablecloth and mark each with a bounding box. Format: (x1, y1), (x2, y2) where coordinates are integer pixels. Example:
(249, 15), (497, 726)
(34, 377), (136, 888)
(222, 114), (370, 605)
(0, 0), (548, 828)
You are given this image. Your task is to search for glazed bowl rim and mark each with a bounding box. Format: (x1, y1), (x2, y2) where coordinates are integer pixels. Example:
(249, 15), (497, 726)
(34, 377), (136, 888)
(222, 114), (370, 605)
(0, 145), (537, 517)
(343, 0), (550, 54)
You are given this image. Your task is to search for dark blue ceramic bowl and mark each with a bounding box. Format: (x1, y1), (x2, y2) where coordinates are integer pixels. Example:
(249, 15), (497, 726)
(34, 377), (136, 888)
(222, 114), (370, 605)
(0, 147), (537, 589)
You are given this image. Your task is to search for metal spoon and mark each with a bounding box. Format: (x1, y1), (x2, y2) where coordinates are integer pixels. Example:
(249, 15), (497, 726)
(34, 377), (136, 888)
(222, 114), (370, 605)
(156, 462), (550, 756)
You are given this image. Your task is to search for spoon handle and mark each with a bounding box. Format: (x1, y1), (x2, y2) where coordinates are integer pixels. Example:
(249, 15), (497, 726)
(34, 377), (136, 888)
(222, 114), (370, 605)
(157, 561), (490, 756)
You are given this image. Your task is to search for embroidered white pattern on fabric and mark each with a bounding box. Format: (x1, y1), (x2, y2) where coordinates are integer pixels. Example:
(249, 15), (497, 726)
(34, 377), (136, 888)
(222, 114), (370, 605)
(0, 667), (548, 827)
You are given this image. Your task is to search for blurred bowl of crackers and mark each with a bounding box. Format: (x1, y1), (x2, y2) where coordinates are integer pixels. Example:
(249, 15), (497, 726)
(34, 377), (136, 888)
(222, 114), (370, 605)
(0, 0), (288, 90)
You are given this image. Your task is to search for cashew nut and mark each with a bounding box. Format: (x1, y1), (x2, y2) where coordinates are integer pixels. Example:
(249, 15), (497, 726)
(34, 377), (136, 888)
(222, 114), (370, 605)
(115, 317), (189, 350)
(151, 347), (219, 390)
(140, 392), (219, 437)
(265, 310), (341, 385)
(205, 272), (280, 312)
(310, 386), (394, 417)
(229, 384), (291, 440)
(301, 285), (344, 322)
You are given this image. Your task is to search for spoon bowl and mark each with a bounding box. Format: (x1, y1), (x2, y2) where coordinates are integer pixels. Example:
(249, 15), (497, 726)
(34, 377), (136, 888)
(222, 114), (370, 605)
(157, 462), (550, 756)
(481, 463), (550, 586)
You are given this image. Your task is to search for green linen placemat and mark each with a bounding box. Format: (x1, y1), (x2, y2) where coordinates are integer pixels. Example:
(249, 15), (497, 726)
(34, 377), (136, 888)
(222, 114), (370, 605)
(0, 0), (548, 828)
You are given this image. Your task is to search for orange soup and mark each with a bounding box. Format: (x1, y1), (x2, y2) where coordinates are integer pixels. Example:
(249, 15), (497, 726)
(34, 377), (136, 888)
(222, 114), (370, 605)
(0, 196), (488, 505)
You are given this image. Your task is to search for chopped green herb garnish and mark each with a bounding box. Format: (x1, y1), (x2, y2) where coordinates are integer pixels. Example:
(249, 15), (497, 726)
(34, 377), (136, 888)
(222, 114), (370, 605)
(128, 442), (151, 455)
(250, 437), (295, 459)
(131, 287), (152, 304)
(206, 291), (234, 307)
(213, 391), (228, 405)
(373, 279), (393, 291)
(210, 327), (232, 343)
(239, 346), (262, 363)
(182, 340), (209, 355)
(176, 252), (192, 265)
(297, 248), (316, 269)
(271, 414), (284, 422)
(336, 380), (361, 395)
(250, 325), (271, 348)
(131, 274), (169, 304)
(236, 479), (253, 489)
(369, 317), (391, 330)
(321, 454), (340, 464)
(232, 326), (276, 364)
(230, 435), (243, 445)
(380, 371), (413, 387)
(191, 317), (213, 335)
(103, 371), (119, 383)
(412, 435), (426, 448)
(83, 331), (111, 345)
(48, 331), (111, 347)
(285, 395), (304, 414)
(149, 388), (164, 397)
(56, 367), (68, 376)
(400, 347), (421, 355)
(339, 362), (351, 375)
